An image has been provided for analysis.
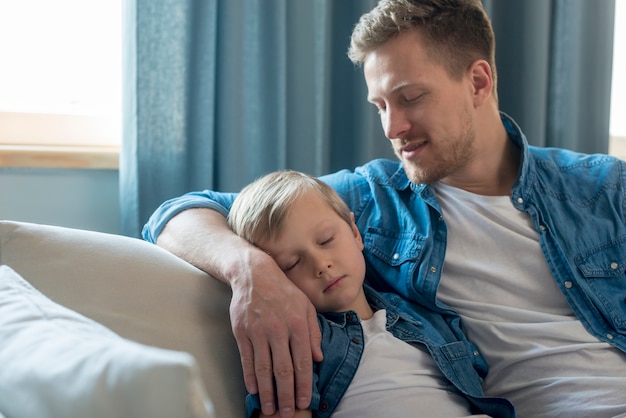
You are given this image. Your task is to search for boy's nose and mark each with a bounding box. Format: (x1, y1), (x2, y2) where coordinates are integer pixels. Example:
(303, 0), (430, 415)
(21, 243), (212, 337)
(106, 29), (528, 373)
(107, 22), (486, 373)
(316, 262), (332, 277)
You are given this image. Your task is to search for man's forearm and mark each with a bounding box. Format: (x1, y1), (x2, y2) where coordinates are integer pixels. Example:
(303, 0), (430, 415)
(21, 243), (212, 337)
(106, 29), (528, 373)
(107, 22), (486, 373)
(155, 207), (258, 286)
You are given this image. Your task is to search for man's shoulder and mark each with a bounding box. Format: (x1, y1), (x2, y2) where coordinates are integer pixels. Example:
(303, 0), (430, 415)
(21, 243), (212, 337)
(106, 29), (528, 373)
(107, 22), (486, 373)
(530, 146), (622, 168)
(529, 146), (625, 180)
(526, 147), (626, 205)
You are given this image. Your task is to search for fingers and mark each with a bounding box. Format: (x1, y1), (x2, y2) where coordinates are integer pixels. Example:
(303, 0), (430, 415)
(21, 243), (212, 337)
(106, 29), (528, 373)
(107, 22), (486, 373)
(307, 304), (323, 363)
(233, 306), (318, 417)
(233, 314), (280, 415)
(235, 336), (258, 395)
(270, 334), (297, 417)
(286, 313), (315, 412)
(235, 311), (297, 417)
(292, 303), (322, 409)
(274, 301), (321, 414)
(228, 260), (317, 418)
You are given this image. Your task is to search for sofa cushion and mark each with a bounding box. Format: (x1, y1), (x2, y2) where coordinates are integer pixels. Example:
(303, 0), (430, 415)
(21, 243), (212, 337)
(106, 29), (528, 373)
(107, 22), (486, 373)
(0, 265), (214, 418)
(0, 220), (245, 418)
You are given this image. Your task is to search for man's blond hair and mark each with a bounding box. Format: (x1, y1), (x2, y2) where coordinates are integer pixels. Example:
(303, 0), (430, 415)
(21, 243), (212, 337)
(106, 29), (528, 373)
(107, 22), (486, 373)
(348, 0), (498, 96)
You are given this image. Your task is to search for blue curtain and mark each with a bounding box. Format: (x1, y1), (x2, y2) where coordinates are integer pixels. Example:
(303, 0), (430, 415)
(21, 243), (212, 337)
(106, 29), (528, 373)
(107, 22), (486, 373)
(121, 0), (615, 237)
(483, 0), (615, 151)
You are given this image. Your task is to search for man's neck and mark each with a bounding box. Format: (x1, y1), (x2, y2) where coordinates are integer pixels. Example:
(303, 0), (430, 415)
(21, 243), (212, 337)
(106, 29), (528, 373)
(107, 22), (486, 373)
(441, 112), (521, 196)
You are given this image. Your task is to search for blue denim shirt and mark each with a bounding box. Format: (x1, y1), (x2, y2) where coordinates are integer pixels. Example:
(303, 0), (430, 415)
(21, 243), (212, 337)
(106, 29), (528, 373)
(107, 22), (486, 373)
(143, 112), (626, 375)
(245, 285), (515, 418)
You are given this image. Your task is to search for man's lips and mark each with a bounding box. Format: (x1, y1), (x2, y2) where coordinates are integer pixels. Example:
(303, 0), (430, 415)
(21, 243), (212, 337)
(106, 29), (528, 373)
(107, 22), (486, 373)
(400, 141), (426, 159)
(323, 275), (346, 293)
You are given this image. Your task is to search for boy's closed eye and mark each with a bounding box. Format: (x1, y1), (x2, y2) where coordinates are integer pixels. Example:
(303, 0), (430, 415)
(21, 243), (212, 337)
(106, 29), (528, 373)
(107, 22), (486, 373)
(282, 259), (300, 272)
(318, 235), (334, 246)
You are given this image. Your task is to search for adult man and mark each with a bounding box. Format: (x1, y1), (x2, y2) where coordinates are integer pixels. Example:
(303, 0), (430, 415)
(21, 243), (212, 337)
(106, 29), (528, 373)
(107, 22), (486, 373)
(143, 1), (626, 417)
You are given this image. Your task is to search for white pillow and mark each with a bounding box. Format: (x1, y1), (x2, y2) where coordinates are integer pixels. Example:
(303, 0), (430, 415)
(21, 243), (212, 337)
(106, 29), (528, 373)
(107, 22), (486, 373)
(0, 265), (215, 418)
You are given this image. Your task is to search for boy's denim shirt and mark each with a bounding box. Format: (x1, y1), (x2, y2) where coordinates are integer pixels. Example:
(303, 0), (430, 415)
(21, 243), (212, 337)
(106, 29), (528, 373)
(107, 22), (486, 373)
(245, 285), (515, 418)
(143, 112), (626, 396)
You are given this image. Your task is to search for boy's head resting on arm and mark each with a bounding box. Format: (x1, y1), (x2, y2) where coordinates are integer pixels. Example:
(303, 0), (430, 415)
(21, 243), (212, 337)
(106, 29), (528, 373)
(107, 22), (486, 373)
(229, 170), (372, 318)
(228, 170), (353, 243)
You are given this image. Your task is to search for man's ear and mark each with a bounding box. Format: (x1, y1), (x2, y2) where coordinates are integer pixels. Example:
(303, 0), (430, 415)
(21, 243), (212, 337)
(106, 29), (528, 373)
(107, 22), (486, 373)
(468, 59), (493, 107)
(350, 212), (365, 251)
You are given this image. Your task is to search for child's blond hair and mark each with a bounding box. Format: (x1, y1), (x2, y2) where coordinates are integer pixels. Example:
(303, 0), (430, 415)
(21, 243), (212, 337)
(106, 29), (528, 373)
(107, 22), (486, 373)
(229, 170), (352, 244)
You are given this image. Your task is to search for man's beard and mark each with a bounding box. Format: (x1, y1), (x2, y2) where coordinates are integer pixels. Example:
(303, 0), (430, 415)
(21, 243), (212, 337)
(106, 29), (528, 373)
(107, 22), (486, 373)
(398, 112), (476, 185)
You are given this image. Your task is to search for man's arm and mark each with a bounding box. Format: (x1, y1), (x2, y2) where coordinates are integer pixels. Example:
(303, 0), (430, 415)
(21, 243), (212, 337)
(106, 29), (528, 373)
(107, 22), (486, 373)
(155, 208), (323, 418)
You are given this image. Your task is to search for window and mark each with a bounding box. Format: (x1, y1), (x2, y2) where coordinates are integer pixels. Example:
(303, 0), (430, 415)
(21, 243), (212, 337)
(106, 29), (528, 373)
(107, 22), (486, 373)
(609, 0), (626, 160)
(0, 0), (121, 169)
(0, 2), (622, 167)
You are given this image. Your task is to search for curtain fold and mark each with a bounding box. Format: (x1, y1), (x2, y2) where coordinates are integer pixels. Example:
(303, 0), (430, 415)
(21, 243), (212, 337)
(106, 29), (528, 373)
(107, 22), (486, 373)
(484, 0), (615, 151)
(121, 0), (615, 237)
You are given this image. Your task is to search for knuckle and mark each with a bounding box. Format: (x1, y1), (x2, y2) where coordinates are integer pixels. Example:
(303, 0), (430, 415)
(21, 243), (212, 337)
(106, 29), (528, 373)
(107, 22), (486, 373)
(289, 314), (307, 330)
(255, 364), (274, 378)
(240, 356), (255, 371)
(293, 357), (313, 373)
(273, 363), (294, 379)
(231, 321), (245, 336)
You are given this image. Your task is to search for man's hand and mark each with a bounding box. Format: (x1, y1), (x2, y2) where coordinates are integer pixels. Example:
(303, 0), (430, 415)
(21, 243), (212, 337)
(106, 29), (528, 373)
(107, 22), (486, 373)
(155, 208), (323, 417)
(230, 252), (323, 418)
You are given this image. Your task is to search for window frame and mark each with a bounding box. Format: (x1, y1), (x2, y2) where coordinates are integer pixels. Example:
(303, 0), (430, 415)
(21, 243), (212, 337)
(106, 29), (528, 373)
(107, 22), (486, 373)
(0, 112), (119, 169)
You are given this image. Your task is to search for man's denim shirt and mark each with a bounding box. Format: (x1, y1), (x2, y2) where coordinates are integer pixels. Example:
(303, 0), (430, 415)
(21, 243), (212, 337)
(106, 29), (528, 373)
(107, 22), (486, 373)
(245, 285), (515, 418)
(143, 112), (626, 374)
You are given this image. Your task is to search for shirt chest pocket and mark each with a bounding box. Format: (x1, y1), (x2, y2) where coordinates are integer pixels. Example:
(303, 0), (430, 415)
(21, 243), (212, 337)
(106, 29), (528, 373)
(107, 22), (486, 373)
(362, 228), (424, 289)
(574, 236), (626, 332)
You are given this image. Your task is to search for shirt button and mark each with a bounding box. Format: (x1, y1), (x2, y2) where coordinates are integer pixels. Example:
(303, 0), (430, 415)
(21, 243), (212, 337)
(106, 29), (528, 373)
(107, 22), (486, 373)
(438, 216), (444, 222)
(430, 266), (437, 273)
(539, 225), (546, 231)
(564, 281), (573, 289)
(393, 253), (400, 260)
(473, 350), (479, 356)
(517, 197), (524, 204)
(610, 262), (619, 270)
(320, 402), (329, 411)
(607, 333), (614, 340)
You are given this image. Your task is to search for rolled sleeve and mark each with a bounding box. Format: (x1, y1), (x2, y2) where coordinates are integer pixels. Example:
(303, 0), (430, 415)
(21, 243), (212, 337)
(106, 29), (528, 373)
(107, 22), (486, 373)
(141, 191), (238, 243)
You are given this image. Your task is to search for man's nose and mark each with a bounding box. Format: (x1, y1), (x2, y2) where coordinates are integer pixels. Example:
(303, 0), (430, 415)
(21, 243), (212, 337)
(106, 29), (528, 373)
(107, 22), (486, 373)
(383, 107), (411, 140)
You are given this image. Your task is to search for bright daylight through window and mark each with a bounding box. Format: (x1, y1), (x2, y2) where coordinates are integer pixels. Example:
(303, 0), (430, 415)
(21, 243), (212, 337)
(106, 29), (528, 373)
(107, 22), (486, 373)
(0, 0), (121, 169)
(0, 1), (623, 167)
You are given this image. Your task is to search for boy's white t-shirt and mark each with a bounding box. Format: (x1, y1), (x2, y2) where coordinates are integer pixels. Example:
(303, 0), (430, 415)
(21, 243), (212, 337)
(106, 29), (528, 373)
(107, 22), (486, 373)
(432, 181), (626, 418)
(331, 309), (474, 418)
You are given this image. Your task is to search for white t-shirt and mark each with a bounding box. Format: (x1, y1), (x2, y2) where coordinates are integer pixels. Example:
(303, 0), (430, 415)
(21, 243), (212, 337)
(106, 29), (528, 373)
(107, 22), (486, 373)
(433, 181), (626, 418)
(331, 309), (474, 418)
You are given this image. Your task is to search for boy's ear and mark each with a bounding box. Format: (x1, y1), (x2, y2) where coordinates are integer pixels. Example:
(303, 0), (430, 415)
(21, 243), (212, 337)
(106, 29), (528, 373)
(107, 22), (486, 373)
(350, 212), (364, 250)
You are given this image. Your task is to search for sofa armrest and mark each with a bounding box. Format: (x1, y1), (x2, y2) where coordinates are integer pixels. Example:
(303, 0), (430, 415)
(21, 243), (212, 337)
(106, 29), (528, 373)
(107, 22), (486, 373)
(0, 220), (245, 418)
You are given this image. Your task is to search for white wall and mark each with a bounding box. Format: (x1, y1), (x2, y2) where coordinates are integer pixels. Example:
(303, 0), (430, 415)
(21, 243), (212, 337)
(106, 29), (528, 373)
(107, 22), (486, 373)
(0, 168), (120, 234)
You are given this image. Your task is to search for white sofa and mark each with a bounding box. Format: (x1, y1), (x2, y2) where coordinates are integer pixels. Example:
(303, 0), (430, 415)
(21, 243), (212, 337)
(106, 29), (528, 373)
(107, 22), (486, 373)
(0, 220), (246, 418)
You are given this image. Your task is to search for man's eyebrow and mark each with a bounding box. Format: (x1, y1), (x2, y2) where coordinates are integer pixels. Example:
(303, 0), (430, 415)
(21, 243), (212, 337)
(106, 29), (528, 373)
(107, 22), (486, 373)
(367, 81), (421, 103)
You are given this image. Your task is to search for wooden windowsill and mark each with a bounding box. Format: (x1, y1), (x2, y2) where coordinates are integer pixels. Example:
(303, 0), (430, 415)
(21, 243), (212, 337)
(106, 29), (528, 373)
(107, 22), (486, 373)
(0, 145), (119, 170)
(609, 135), (626, 162)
